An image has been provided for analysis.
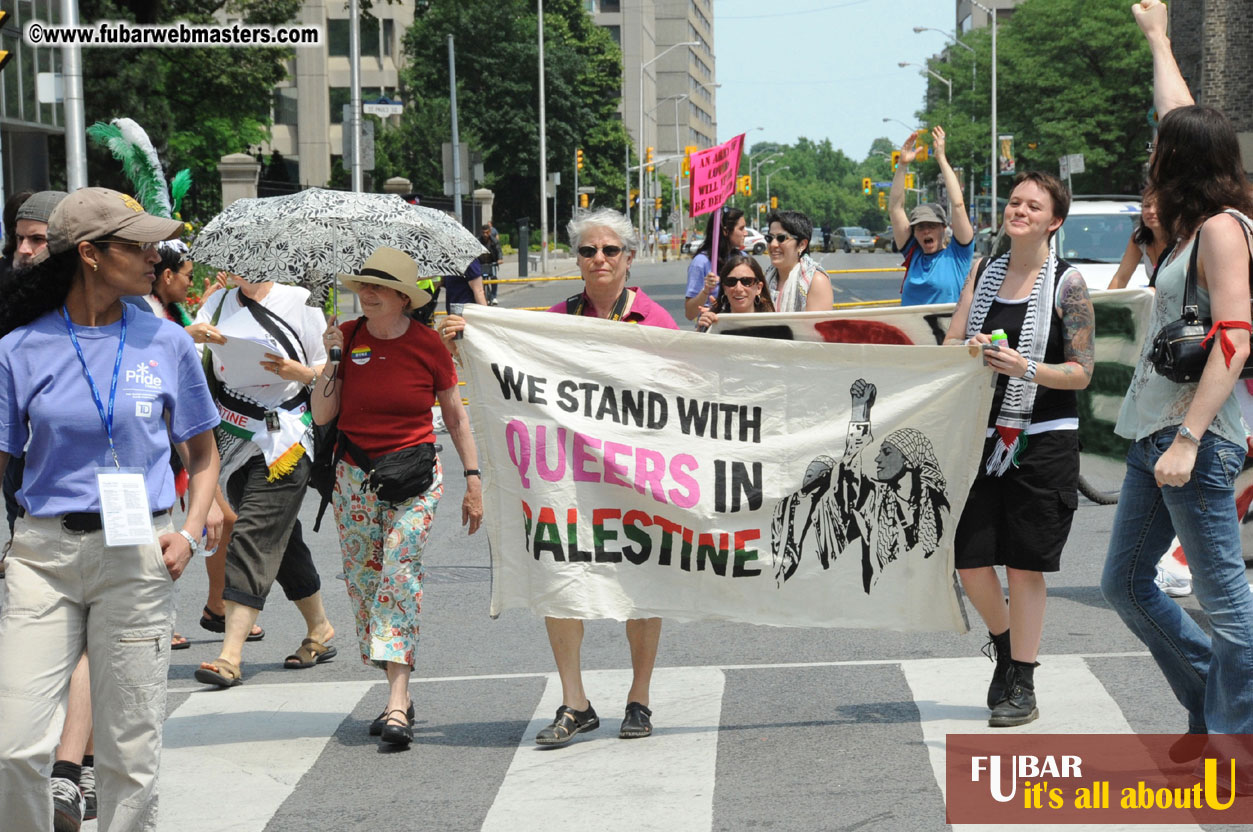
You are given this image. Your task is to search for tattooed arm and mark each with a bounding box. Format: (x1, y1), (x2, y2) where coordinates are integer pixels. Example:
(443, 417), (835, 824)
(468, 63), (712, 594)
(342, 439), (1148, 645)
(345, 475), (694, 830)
(987, 270), (1094, 389)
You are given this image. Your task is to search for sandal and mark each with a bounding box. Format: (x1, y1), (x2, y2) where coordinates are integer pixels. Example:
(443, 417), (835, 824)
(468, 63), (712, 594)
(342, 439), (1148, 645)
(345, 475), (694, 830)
(199, 606), (265, 641)
(370, 701), (415, 736)
(193, 658), (243, 688)
(171, 633), (190, 650)
(283, 638), (337, 669)
(619, 701), (653, 739)
(379, 709), (414, 747)
(535, 703), (599, 746)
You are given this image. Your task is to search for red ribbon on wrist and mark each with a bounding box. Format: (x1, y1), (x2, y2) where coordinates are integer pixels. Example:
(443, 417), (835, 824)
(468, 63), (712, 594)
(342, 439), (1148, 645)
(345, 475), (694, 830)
(1201, 320), (1252, 368)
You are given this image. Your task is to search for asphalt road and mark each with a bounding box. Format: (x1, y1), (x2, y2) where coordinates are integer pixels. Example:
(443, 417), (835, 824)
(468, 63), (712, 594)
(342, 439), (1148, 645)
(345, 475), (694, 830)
(89, 252), (1252, 832)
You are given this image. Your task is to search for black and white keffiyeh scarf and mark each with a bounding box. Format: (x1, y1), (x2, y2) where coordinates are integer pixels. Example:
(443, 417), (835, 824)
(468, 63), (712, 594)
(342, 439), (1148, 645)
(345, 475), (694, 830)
(965, 249), (1058, 476)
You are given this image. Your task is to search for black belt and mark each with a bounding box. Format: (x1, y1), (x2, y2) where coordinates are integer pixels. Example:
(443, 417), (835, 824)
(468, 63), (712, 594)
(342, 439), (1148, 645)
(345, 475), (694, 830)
(61, 510), (169, 533)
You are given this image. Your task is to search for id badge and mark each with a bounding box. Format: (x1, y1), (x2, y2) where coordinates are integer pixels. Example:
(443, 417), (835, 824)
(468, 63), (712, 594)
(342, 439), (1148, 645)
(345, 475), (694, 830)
(264, 410), (280, 433)
(95, 468), (155, 547)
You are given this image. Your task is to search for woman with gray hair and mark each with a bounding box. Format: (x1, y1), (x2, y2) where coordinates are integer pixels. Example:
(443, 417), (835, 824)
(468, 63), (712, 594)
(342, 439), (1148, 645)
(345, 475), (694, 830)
(442, 207), (677, 745)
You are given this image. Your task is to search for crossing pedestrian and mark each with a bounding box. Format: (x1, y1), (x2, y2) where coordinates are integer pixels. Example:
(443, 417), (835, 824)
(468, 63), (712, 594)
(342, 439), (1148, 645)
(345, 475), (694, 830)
(313, 247), (483, 748)
(442, 207), (678, 745)
(1102, 0), (1253, 765)
(0, 187), (220, 831)
(943, 170), (1094, 727)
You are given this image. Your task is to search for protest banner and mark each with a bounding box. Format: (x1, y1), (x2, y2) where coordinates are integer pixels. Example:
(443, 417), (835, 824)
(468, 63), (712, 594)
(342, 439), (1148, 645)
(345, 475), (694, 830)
(458, 305), (995, 632)
(688, 133), (744, 218)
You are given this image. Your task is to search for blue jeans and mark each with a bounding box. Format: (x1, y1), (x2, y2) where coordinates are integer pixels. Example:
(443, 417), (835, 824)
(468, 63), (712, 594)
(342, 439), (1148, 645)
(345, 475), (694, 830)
(1101, 427), (1253, 734)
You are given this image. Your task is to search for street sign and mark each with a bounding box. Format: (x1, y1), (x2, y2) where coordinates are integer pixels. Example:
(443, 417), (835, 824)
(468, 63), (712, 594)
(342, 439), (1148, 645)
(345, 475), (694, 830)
(36, 72), (63, 104)
(442, 142), (471, 196)
(341, 107), (375, 171)
(363, 101), (404, 117)
(1066, 153), (1085, 174)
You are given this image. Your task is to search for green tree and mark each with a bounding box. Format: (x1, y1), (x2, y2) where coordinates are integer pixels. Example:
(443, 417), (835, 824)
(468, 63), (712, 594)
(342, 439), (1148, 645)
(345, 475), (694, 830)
(911, 0), (1153, 217)
(375, 0), (631, 236)
(50, 0), (298, 219)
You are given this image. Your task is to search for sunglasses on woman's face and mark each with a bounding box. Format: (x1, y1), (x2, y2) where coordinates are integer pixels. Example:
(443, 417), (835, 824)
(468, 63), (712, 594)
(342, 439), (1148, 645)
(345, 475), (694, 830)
(721, 275), (759, 287)
(765, 233), (794, 244)
(577, 245), (624, 259)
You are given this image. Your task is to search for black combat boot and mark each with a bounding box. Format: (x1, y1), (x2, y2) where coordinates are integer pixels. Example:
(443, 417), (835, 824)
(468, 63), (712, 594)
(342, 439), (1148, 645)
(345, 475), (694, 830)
(983, 629), (1012, 709)
(989, 660), (1039, 728)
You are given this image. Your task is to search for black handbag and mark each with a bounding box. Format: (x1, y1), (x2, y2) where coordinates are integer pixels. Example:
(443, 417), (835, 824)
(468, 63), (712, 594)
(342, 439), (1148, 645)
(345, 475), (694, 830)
(341, 435), (437, 504)
(1149, 219), (1253, 383)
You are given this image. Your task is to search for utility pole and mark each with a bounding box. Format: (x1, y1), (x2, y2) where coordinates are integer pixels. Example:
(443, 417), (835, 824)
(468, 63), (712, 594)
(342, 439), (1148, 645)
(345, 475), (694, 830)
(349, 0), (362, 192)
(537, 1), (548, 273)
(448, 36), (463, 221)
(61, 0), (87, 190)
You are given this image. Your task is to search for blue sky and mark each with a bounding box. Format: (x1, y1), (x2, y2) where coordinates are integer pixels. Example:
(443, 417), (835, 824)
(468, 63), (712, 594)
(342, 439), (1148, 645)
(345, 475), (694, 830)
(714, 0), (959, 159)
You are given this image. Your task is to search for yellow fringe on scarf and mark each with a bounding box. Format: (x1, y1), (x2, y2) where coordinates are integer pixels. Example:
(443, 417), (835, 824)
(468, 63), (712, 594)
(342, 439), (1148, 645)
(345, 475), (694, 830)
(266, 442), (307, 482)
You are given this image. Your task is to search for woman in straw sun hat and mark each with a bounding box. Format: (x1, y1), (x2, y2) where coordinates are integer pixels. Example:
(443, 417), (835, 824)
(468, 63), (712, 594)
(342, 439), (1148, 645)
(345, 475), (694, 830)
(313, 246), (483, 748)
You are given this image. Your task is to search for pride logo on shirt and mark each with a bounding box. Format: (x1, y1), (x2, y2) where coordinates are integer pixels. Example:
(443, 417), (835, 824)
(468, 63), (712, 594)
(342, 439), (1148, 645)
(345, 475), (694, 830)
(350, 346), (372, 365)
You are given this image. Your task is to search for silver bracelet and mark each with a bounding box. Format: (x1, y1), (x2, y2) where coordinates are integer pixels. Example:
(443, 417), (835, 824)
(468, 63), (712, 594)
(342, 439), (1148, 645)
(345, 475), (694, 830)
(1023, 359), (1038, 382)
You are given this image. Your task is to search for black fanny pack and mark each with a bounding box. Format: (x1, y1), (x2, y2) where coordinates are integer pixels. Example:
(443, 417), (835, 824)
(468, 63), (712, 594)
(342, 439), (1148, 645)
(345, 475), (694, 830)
(341, 434), (436, 504)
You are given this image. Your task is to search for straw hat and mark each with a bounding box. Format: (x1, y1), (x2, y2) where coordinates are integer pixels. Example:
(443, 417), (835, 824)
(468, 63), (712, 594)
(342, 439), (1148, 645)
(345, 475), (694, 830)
(339, 247), (432, 307)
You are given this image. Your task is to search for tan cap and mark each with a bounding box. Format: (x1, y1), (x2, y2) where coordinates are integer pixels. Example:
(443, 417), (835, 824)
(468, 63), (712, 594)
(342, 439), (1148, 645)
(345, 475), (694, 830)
(909, 203), (948, 227)
(339, 246), (432, 308)
(40, 187), (184, 262)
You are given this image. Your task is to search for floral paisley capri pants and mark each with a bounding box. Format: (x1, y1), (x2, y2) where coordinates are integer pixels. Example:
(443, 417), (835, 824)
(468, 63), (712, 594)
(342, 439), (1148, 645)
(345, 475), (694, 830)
(332, 458), (443, 668)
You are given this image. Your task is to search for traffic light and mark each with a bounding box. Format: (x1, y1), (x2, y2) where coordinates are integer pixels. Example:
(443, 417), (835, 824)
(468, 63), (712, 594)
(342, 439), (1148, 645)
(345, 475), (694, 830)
(862, 177), (872, 196)
(654, 197), (662, 212)
(576, 148), (584, 171)
(737, 175), (751, 196)
(758, 204), (766, 213)
(630, 189), (639, 207)
(905, 173), (915, 189)
(891, 151), (900, 171)
(579, 193), (589, 208)
(917, 144), (929, 161)
(770, 196), (778, 210)
(645, 146), (654, 173)
(878, 191), (887, 210)
(0, 12), (11, 74)
(683, 145), (697, 178)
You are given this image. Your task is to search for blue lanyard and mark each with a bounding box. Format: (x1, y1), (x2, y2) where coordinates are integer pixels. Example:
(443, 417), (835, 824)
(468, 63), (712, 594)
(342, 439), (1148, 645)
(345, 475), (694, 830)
(62, 305), (127, 469)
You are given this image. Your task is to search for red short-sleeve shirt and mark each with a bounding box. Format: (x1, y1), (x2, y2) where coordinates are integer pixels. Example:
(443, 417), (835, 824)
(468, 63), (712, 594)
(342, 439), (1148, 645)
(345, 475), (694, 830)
(336, 318), (458, 461)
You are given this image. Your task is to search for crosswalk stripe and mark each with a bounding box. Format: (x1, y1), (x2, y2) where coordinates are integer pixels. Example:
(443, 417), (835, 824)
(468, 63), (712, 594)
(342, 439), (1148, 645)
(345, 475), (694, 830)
(481, 667), (726, 832)
(900, 655), (1201, 832)
(158, 681), (376, 832)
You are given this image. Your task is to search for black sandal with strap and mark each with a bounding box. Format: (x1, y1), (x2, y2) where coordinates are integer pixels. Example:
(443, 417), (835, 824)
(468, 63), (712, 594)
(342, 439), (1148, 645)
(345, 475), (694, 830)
(380, 709), (414, 747)
(535, 703), (600, 746)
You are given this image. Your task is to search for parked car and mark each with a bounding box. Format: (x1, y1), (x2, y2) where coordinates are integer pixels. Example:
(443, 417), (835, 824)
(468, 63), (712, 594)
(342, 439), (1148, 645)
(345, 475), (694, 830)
(1056, 198), (1145, 290)
(743, 227), (767, 255)
(832, 226), (875, 253)
(873, 229), (897, 252)
(684, 234), (705, 255)
(808, 228), (824, 253)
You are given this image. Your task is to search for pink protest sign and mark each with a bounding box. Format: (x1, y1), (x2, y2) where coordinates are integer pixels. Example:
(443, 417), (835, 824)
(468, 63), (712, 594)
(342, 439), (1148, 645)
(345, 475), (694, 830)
(688, 133), (745, 217)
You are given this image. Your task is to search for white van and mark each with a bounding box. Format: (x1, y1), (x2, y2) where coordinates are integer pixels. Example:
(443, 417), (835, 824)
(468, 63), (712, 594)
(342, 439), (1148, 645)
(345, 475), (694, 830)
(1056, 199), (1146, 290)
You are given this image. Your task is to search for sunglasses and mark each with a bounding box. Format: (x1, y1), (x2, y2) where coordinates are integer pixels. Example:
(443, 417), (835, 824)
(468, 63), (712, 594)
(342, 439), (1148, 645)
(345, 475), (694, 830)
(765, 233), (795, 244)
(721, 275), (760, 287)
(98, 238), (159, 253)
(577, 245), (624, 259)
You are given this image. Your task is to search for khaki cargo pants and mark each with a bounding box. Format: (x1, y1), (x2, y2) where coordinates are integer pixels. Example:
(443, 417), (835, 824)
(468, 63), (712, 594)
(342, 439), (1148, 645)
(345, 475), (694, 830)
(0, 513), (175, 831)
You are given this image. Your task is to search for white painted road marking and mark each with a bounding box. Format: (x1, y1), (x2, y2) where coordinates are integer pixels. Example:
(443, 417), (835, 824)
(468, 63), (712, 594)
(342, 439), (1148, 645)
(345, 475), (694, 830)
(901, 655), (1200, 832)
(481, 667), (726, 832)
(158, 680), (376, 832)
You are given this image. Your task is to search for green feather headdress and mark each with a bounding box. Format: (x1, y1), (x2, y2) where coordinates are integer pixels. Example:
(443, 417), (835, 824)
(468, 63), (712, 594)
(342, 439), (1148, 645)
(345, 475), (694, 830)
(86, 118), (192, 219)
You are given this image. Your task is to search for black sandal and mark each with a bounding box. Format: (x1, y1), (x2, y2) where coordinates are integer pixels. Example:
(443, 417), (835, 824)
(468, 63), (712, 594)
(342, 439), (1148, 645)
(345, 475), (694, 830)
(535, 703), (599, 746)
(369, 701), (415, 736)
(199, 606), (265, 642)
(619, 701), (653, 739)
(380, 709), (414, 747)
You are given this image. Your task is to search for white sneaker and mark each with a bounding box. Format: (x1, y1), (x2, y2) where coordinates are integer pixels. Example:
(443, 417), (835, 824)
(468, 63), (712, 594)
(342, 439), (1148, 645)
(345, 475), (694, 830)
(1155, 565), (1193, 598)
(431, 411), (446, 433)
(51, 776), (84, 832)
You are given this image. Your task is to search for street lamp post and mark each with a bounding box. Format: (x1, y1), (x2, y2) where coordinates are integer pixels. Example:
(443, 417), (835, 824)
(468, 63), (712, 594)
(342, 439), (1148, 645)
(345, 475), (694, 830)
(639, 39), (700, 253)
(971, 0), (998, 229)
(882, 117), (919, 134)
(753, 152), (781, 202)
(765, 166), (790, 213)
(913, 26), (975, 92)
(899, 61), (952, 105)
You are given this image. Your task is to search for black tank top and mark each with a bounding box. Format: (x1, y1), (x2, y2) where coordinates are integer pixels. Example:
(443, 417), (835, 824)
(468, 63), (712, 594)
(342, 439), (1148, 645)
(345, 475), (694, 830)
(981, 293), (1078, 428)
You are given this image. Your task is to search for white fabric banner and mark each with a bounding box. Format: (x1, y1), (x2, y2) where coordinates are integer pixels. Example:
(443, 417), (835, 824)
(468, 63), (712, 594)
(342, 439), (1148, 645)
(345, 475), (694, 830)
(459, 305), (996, 632)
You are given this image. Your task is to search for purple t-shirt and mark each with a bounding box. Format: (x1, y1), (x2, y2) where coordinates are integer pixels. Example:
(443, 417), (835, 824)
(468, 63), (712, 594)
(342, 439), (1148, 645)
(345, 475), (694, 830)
(0, 304), (220, 516)
(547, 287), (679, 329)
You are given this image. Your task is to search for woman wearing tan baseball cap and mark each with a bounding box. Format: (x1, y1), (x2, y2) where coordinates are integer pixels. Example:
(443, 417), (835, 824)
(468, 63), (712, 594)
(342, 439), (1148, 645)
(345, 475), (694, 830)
(0, 187), (222, 829)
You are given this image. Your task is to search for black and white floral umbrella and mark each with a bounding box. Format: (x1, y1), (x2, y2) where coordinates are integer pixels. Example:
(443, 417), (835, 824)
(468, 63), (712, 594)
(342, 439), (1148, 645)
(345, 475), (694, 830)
(190, 188), (485, 300)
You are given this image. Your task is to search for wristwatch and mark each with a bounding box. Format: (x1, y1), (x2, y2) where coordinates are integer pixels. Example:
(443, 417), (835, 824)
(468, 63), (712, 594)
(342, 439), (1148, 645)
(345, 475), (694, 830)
(1177, 425), (1201, 445)
(464, 469), (482, 478)
(178, 529), (207, 557)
